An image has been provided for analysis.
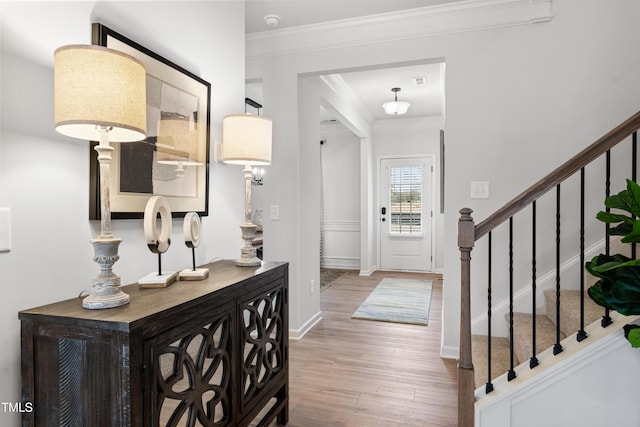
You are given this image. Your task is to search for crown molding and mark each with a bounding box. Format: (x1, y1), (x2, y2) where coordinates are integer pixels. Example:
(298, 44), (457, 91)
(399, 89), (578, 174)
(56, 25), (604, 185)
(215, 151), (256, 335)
(247, 0), (552, 59)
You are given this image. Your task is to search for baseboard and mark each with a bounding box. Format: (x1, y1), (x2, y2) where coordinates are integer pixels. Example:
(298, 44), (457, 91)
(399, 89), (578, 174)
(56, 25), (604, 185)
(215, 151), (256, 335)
(359, 265), (377, 276)
(441, 344), (459, 360)
(321, 256), (360, 270)
(289, 311), (323, 340)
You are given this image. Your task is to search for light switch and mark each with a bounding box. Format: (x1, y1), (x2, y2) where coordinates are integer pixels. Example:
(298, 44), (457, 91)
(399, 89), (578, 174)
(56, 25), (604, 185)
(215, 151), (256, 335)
(471, 182), (490, 199)
(270, 205), (280, 221)
(0, 207), (11, 253)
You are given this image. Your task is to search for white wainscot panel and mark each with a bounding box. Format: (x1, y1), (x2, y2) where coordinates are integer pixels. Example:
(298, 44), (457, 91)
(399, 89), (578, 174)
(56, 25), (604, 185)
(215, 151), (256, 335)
(322, 220), (360, 269)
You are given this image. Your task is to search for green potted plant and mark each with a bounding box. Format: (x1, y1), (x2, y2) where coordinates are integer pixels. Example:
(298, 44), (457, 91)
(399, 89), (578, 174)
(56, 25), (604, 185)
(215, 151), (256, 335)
(586, 179), (640, 348)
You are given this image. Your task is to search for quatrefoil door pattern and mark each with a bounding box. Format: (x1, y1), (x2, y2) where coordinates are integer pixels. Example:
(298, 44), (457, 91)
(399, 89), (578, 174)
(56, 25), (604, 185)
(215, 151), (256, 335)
(151, 312), (232, 427)
(241, 288), (285, 407)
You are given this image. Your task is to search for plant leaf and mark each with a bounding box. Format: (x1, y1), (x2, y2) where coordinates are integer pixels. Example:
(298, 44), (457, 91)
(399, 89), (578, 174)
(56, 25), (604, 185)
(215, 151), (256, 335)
(623, 324), (640, 348)
(609, 222), (633, 237)
(621, 219), (640, 243)
(604, 193), (630, 212)
(624, 179), (640, 217)
(603, 180), (640, 217)
(588, 180), (640, 319)
(587, 281), (615, 310)
(586, 254), (640, 315)
(585, 254), (634, 275)
(596, 211), (634, 224)
(599, 274), (640, 316)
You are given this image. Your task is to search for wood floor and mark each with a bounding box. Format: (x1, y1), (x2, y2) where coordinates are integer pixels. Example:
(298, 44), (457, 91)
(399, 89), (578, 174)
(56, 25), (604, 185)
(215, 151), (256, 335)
(273, 270), (458, 427)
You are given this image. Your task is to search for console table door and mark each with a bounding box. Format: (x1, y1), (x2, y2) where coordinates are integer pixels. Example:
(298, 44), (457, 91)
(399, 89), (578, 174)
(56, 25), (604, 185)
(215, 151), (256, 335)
(144, 304), (236, 427)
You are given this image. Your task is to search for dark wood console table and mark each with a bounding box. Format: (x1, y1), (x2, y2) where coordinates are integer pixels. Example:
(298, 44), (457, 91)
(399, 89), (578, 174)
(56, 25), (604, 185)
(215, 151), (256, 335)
(20, 260), (288, 426)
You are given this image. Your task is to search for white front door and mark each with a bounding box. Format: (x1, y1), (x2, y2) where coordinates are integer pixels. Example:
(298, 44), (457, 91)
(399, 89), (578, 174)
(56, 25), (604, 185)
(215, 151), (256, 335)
(379, 157), (433, 271)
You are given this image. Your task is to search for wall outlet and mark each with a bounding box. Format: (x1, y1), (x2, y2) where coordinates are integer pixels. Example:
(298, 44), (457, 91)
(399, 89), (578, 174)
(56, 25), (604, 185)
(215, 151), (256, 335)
(270, 205), (280, 221)
(309, 279), (315, 295)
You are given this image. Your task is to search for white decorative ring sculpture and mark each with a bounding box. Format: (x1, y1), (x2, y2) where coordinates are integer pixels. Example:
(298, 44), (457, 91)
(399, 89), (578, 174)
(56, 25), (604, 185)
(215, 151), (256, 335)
(183, 212), (201, 249)
(144, 196), (172, 253)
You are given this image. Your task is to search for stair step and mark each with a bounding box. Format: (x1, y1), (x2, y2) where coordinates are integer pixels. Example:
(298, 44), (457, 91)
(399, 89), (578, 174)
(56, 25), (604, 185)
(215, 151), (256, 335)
(472, 289), (608, 389)
(472, 335), (512, 389)
(509, 312), (563, 365)
(544, 289), (603, 337)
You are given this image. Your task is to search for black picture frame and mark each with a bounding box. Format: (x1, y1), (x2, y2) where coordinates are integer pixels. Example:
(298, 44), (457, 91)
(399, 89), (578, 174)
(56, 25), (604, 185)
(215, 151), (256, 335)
(90, 23), (211, 219)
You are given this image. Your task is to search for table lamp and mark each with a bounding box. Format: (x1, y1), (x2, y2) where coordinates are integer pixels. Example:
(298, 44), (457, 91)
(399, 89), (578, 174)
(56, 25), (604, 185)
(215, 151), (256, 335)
(156, 116), (201, 178)
(222, 114), (272, 266)
(54, 45), (146, 309)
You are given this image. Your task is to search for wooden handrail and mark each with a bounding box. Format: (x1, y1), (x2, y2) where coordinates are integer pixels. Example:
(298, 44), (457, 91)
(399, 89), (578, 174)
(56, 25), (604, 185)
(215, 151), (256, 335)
(458, 110), (640, 426)
(475, 110), (640, 240)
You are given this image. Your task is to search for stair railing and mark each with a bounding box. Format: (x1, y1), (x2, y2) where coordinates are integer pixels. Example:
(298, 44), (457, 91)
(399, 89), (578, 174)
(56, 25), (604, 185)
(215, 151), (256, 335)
(458, 110), (640, 427)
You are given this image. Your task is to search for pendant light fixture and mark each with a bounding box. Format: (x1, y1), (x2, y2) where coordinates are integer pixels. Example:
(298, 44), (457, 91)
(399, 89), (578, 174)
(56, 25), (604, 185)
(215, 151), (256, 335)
(382, 87), (410, 115)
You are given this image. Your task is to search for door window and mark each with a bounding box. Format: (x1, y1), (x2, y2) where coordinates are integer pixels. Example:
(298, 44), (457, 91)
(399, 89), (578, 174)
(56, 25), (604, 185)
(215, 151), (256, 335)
(388, 166), (422, 235)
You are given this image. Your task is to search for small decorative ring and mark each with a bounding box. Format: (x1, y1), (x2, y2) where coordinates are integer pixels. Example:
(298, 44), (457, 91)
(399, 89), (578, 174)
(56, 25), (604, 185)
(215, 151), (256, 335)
(144, 196), (172, 253)
(183, 212), (201, 249)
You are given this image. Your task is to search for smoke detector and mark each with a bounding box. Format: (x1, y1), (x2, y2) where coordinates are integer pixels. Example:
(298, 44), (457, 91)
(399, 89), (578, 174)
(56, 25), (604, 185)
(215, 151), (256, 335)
(264, 14), (281, 28)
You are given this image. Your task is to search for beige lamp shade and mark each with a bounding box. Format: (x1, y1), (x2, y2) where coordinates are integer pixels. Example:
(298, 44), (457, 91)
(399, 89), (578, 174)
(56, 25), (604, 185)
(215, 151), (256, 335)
(156, 117), (201, 165)
(54, 45), (147, 142)
(222, 114), (272, 165)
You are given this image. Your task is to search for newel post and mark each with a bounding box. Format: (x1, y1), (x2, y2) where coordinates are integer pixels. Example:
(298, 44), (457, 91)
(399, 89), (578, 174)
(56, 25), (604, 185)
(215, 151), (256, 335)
(458, 208), (475, 427)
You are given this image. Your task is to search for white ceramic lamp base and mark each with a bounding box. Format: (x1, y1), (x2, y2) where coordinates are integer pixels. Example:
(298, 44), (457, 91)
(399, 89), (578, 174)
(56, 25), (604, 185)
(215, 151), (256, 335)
(181, 213), (208, 280)
(236, 223), (261, 267)
(83, 238), (130, 309)
(140, 196), (176, 288)
(139, 271), (178, 288)
(179, 268), (209, 281)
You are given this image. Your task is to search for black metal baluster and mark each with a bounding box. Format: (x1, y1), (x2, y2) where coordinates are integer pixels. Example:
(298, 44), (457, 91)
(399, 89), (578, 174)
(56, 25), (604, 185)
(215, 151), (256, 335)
(577, 168), (588, 342)
(602, 150), (613, 327)
(508, 217), (516, 381)
(530, 201), (539, 368)
(486, 232), (494, 393)
(553, 184), (564, 355)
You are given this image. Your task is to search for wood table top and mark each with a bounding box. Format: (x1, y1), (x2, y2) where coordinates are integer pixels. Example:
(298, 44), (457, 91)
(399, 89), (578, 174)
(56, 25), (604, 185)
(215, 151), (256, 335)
(19, 260), (287, 329)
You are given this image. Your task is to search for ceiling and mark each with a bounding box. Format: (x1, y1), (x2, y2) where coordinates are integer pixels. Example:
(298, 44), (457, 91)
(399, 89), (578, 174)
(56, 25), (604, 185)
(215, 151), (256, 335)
(245, 0), (465, 34)
(338, 62), (445, 121)
(245, 0), (459, 122)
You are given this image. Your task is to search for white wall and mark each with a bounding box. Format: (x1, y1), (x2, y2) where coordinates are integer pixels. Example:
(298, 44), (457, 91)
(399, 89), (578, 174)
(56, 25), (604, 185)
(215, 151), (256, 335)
(0, 2), (245, 425)
(247, 0), (640, 359)
(477, 328), (640, 427)
(320, 123), (361, 270)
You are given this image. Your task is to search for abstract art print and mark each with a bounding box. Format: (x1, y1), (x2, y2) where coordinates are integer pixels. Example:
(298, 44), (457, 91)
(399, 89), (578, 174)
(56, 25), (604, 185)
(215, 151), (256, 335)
(90, 23), (211, 219)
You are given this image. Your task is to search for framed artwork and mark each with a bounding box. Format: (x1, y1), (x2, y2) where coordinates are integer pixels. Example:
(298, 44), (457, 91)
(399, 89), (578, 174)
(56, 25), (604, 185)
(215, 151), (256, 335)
(90, 23), (211, 219)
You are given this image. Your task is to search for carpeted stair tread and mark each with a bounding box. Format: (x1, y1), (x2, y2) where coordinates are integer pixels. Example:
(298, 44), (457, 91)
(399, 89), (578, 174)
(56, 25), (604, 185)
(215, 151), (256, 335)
(473, 286), (606, 386)
(472, 335), (513, 389)
(508, 312), (563, 365)
(544, 289), (603, 337)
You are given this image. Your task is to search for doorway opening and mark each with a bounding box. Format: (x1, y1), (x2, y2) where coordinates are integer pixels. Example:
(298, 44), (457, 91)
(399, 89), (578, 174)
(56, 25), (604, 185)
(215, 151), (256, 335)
(314, 59), (446, 277)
